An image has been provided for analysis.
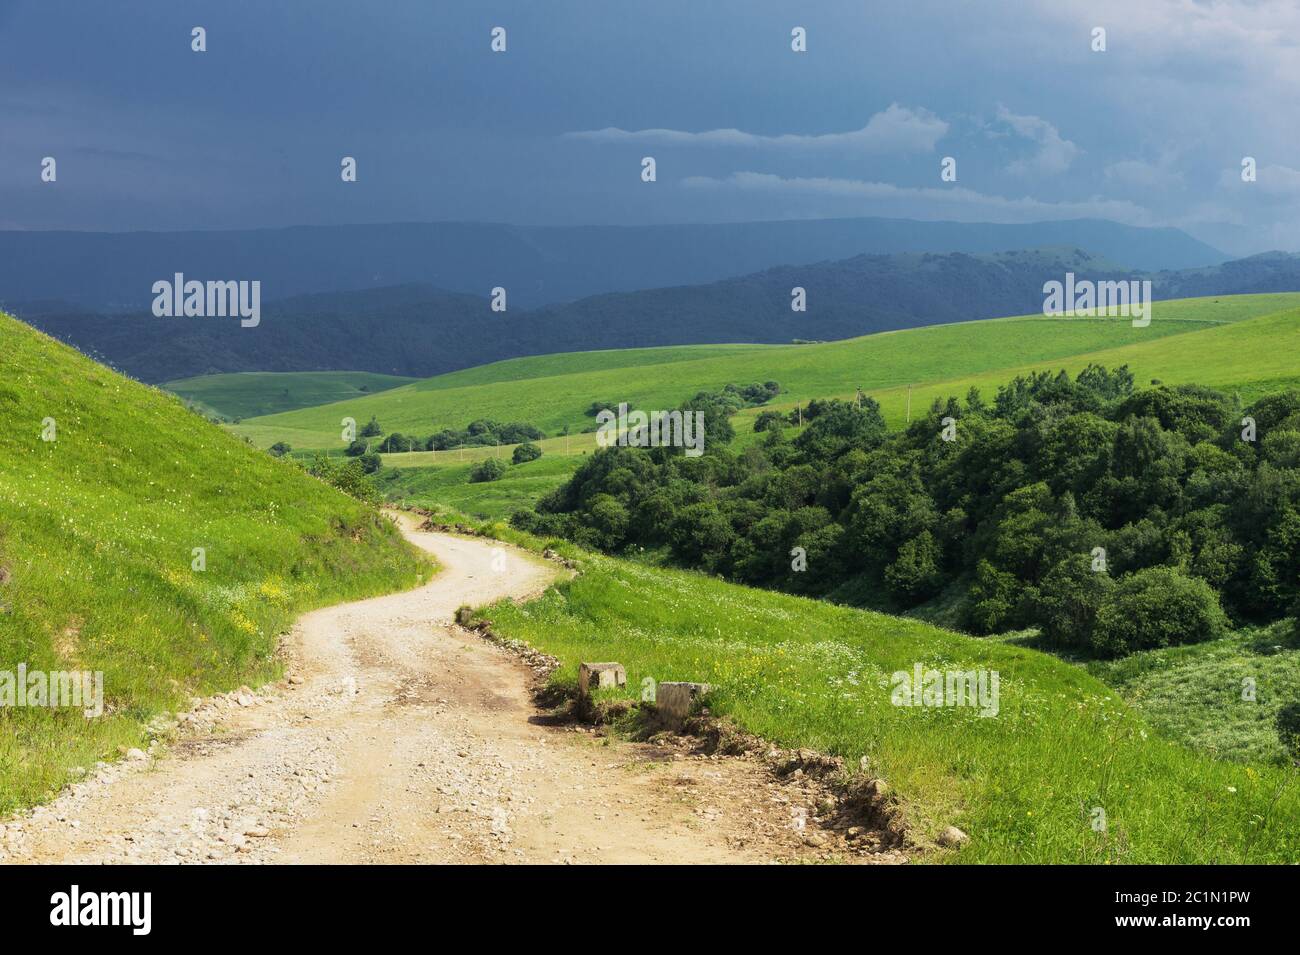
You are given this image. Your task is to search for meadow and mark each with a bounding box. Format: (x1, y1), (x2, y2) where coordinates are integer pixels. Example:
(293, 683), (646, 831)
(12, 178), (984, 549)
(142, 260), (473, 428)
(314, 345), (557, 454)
(232, 293), (1300, 450)
(0, 313), (432, 813)
(163, 370), (415, 420)
(382, 454), (578, 520)
(238, 293), (1300, 523)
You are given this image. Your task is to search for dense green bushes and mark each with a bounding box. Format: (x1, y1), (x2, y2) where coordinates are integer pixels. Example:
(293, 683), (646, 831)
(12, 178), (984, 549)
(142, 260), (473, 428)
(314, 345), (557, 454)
(469, 457), (507, 483)
(514, 365), (1300, 657)
(425, 419), (543, 451)
(512, 441), (542, 464)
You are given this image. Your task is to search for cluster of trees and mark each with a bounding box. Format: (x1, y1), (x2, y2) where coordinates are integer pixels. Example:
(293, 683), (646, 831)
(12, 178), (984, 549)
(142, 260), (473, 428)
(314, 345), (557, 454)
(426, 419), (544, 451)
(585, 382), (781, 428)
(514, 365), (1300, 657)
(343, 418), (546, 456)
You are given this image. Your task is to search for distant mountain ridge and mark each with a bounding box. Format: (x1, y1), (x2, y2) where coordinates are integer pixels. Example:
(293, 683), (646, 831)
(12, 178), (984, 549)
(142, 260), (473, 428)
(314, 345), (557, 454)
(0, 216), (1222, 313)
(15, 246), (1300, 385)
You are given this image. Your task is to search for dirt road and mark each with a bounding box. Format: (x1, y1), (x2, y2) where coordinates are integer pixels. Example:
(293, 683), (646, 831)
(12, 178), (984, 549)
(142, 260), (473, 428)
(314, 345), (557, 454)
(1, 516), (853, 865)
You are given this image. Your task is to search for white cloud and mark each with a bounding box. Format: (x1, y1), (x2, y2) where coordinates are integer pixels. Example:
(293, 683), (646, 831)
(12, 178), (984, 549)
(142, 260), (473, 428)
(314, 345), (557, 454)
(682, 170), (1153, 225)
(995, 105), (1079, 176)
(565, 103), (948, 153)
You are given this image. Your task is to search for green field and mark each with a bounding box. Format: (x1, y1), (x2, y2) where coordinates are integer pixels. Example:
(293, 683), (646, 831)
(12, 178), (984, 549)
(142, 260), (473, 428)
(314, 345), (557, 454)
(459, 516), (1300, 864)
(0, 314), (432, 813)
(382, 454), (578, 520)
(233, 293), (1300, 451)
(164, 370), (416, 420)
(232, 293), (1300, 521)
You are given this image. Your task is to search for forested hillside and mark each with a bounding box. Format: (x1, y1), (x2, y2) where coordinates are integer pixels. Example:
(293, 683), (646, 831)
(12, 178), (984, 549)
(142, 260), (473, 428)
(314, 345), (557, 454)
(514, 365), (1300, 659)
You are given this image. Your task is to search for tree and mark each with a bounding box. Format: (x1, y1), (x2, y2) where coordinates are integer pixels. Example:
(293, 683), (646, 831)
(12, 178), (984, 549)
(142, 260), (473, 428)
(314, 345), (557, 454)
(268, 442), (292, 457)
(377, 432), (413, 453)
(1031, 554), (1112, 648)
(884, 530), (943, 602)
(963, 560), (1020, 633)
(360, 416), (383, 437)
(512, 441), (542, 464)
(469, 457), (507, 483)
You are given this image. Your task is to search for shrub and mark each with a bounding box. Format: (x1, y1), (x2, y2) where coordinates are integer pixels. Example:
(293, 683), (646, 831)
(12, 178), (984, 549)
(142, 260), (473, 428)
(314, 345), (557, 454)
(1276, 702), (1300, 761)
(305, 455), (380, 503)
(469, 457), (507, 483)
(512, 441), (542, 464)
(268, 442), (292, 457)
(1090, 566), (1228, 657)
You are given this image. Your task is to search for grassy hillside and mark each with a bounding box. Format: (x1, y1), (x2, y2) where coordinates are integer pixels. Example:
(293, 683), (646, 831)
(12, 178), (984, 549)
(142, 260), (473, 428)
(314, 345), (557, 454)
(234, 293), (1300, 451)
(465, 521), (1300, 864)
(163, 371), (415, 420)
(0, 312), (433, 813)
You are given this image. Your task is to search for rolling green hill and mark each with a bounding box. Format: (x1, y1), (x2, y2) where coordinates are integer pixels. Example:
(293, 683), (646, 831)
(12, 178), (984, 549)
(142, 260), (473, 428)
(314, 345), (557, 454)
(163, 370), (416, 420)
(458, 513), (1300, 863)
(235, 293), (1300, 452)
(0, 312), (432, 813)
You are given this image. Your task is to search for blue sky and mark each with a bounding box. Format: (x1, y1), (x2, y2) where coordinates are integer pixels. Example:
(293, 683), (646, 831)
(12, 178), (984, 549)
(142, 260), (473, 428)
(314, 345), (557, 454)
(2, 0), (1297, 254)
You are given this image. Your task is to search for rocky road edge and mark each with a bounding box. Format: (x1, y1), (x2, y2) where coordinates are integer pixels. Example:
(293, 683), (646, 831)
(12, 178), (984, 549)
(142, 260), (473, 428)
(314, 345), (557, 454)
(459, 609), (921, 863)
(430, 510), (964, 861)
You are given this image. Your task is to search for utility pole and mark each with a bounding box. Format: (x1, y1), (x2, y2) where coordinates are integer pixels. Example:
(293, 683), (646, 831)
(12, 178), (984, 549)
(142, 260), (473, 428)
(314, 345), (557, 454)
(906, 385), (913, 424)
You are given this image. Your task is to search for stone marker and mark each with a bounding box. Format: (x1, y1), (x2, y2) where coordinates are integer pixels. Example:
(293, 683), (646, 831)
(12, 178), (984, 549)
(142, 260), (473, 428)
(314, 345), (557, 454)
(656, 682), (711, 724)
(578, 662), (627, 696)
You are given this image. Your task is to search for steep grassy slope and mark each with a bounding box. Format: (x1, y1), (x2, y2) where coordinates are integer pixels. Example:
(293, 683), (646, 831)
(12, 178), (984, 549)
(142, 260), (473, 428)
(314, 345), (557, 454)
(461, 519), (1300, 864)
(0, 312), (433, 813)
(234, 293), (1300, 451)
(163, 371), (416, 420)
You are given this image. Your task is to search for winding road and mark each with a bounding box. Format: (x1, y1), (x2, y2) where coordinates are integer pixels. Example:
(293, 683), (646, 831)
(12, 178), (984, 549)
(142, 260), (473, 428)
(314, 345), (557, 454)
(1, 516), (825, 865)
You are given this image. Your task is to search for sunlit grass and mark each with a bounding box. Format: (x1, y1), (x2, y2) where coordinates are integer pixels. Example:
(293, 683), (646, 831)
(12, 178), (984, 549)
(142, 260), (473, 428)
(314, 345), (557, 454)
(479, 546), (1300, 864)
(0, 313), (432, 813)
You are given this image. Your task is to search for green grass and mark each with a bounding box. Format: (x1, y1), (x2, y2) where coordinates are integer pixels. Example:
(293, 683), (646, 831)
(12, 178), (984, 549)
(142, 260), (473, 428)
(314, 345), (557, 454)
(0, 313), (433, 813)
(1090, 623), (1300, 765)
(232, 293), (1300, 451)
(163, 370), (416, 421)
(382, 454), (578, 520)
(465, 525), (1300, 864)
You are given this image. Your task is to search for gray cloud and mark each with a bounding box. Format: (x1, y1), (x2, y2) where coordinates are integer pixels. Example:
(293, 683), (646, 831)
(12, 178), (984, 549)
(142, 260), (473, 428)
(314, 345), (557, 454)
(566, 104), (948, 153)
